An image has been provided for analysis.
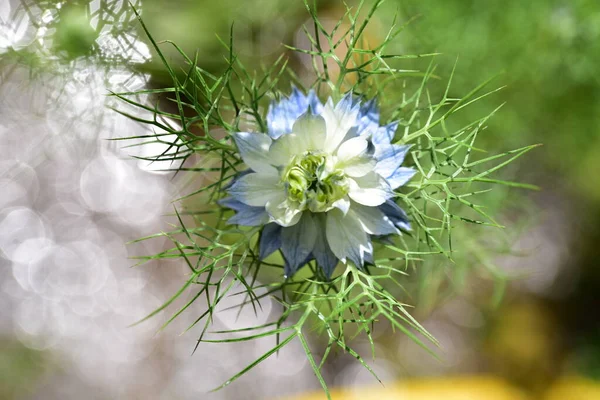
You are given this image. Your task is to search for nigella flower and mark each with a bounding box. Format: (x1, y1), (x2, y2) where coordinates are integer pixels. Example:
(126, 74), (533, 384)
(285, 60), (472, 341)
(221, 88), (416, 278)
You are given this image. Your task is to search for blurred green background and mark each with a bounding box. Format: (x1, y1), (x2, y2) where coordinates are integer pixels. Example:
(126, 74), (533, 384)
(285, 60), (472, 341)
(2, 0), (600, 398)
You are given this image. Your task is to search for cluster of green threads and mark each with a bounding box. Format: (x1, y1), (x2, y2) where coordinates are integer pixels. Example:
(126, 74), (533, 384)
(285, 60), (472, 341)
(308, 170), (348, 212)
(283, 151), (348, 212)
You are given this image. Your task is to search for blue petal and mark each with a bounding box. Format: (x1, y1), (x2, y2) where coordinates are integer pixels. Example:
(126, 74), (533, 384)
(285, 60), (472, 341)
(259, 223), (282, 259)
(336, 92), (355, 111)
(375, 144), (413, 189)
(219, 197), (269, 226)
(346, 237), (372, 269)
(284, 254), (314, 278)
(379, 199), (411, 231)
(228, 209), (269, 226)
(307, 91), (323, 114)
(227, 172), (281, 207)
(267, 87), (323, 139)
(232, 132), (274, 174)
(218, 197), (245, 210)
(312, 237), (338, 279)
(222, 169), (252, 190)
(309, 214), (339, 278)
(280, 213), (317, 276)
(364, 250), (374, 265)
(335, 92), (361, 116)
(375, 143), (409, 168)
(356, 98), (380, 135)
(387, 167), (417, 189)
(372, 121), (398, 145)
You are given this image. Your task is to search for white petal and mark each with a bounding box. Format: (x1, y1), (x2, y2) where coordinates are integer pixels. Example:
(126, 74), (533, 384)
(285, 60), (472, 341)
(351, 203), (399, 235)
(343, 160), (377, 178)
(336, 136), (376, 177)
(232, 132), (276, 174)
(268, 113), (328, 166)
(292, 112), (327, 149)
(322, 98), (359, 153)
(268, 133), (305, 166)
(331, 196), (350, 215)
(347, 172), (393, 207)
(265, 192), (303, 227)
(337, 136), (369, 160)
(229, 172), (282, 207)
(325, 208), (370, 265)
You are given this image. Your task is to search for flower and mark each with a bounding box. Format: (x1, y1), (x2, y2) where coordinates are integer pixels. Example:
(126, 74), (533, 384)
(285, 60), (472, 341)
(221, 88), (415, 278)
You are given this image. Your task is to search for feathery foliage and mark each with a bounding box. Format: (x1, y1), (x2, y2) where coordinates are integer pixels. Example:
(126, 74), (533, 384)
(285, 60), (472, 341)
(113, 1), (537, 397)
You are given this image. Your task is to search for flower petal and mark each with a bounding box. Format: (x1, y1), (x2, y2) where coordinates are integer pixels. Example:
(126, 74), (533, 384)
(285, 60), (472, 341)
(326, 208), (371, 266)
(267, 87), (323, 139)
(259, 223), (282, 260)
(378, 199), (411, 231)
(337, 136), (372, 160)
(374, 144), (416, 188)
(228, 171), (282, 207)
(229, 212), (267, 227)
(356, 98), (380, 136)
(281, 212), (317, 276)
(232, 132), (276, 174)
(374, 143), (409, 172)
(336, 136), (376, 177)
(265, 191), (303, 227)
(268, 112), (327, 166)
(268, 133), (306, 166)
(331, 196), (350, 215)
(219, 197), (269, 226)
(312, 214), (339, 278)
(292, 112), (327, 150)
(371, 121), (398, 145)
(322, 95), (360, 152)
(363, 250), (373, 264)
(222, 169), (252, 190)
(347, 171), (393, 206)
(351, 203), (399, 235)
(387, 167), (417, 189)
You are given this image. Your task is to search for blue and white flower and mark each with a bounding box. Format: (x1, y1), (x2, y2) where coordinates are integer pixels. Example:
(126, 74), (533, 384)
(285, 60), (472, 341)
(221, 88), (415, 278)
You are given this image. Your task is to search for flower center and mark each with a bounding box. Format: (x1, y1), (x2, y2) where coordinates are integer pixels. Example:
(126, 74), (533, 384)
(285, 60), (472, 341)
(282, 151), (348, 213)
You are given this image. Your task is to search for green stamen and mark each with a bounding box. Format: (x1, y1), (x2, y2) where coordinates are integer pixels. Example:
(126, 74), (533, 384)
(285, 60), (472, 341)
(282, 151), (348, 212)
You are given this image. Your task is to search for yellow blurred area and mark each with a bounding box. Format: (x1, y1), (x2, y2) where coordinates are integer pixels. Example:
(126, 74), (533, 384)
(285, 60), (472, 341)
(282, 376), (600, 400)
(543, 377), (600, 400)
(282, 377), (528, 400)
